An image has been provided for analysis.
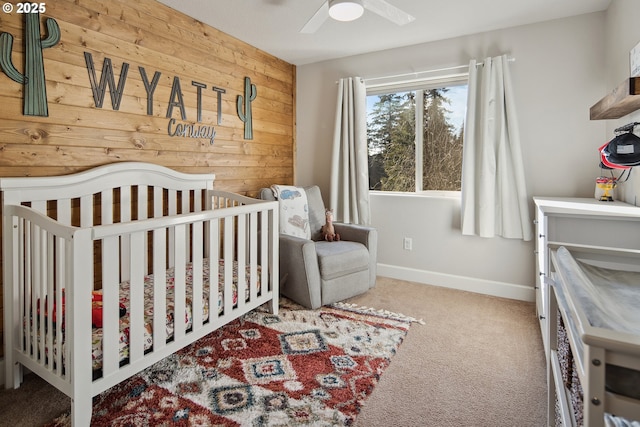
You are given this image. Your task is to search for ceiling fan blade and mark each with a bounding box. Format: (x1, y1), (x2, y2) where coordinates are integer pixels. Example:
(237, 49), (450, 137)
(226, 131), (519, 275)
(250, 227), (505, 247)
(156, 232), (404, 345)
(300, 1), (330, 33)
(363, 0), (415, 26)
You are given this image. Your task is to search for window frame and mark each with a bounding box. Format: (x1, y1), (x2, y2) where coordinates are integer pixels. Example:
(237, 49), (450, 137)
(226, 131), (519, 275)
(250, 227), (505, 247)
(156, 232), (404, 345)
(366, 72), (469, 195)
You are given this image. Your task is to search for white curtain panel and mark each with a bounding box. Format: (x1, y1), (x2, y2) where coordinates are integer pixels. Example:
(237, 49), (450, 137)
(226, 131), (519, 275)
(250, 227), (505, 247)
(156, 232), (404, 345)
(330, 76), (371, 225)
(461, 55), (533, 241)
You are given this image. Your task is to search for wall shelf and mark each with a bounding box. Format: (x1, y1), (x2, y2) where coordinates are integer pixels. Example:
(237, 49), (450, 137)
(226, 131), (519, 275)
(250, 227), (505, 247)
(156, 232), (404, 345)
(590, 77), (640, 120)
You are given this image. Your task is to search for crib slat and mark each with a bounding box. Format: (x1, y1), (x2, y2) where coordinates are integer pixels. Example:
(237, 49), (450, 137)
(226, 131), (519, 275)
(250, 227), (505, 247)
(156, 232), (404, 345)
(31, 200), (46, 214)
(102, 189), (113, 226)
(152, 228), (167, 353)
(223, 217), (233, 317)
(57, 200), (71, 226)
(23, 220), (32, 359)
(137, 185), (148, 220)
(182, 190), (189, 213)
(32, 228), (41, 360)
(80, 195), (92, 227)
(33, 225), (46, 365)
(52, 197), (69, 375)
(137, 185), (149, 274)
(24, 221), (33, 358)
(194, 189), (203, 213)
(152, 187), (162, 218)
(182, 192), (191, 261)
(208, 218), (220, 320)
(152, 185), (163, 287)
(173, 224), (187, 341)
(270, 208), (278, 304)
(102, 236), (119, 376)
(120, 186), (132, 282)
(168, 189), (177, 268)
(52, 197), (70, 370)
(54, 198), (70, 372)
(63, 242), (72, 381)
(168, 187), (176, 210)
(129, 231), (145, 364)
(249, 211), (258, 302)
(237, 214), (246, 311)
(121, 186), (132, 222)
(54, 235), (65, 376)
(29, 199), (44, 360)
(46, 231), (55, 372)
(192, 221), (204, 330)
(260, 210), (269, 293)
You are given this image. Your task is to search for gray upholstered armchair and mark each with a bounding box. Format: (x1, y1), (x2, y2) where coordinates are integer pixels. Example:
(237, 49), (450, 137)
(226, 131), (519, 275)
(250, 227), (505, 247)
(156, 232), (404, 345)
(259, 186), (377, 309)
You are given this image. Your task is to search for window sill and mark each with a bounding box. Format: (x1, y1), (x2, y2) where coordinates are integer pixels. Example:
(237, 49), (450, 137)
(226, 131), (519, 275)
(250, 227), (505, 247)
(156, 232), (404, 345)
(369, 190), (461, 199)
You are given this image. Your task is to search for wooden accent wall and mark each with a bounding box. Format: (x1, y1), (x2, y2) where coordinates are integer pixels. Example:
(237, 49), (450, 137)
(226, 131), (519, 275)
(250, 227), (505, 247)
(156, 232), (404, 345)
(0, 0), (295, 357)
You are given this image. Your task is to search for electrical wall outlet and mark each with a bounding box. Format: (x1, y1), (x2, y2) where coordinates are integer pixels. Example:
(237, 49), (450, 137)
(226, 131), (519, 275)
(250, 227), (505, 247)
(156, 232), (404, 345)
(403, 237), (412, 251)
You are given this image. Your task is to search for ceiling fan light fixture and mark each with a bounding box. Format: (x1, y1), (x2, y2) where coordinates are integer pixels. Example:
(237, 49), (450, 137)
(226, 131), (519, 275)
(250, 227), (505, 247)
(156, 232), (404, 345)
(328, 0), (364, 22)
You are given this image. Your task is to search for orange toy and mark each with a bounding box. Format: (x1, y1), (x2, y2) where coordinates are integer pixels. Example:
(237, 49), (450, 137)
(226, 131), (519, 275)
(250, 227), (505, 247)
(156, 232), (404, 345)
(91, 291), (126, 328)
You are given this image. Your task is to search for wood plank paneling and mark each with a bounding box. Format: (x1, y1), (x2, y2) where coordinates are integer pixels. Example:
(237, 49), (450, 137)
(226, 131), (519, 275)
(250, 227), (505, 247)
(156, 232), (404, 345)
(0, 0), (295, 357)
(0, 0), (295, 180)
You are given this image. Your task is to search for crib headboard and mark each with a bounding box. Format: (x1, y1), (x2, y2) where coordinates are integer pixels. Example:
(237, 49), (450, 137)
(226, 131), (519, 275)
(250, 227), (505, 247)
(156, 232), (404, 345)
(0, 162), (215, 227)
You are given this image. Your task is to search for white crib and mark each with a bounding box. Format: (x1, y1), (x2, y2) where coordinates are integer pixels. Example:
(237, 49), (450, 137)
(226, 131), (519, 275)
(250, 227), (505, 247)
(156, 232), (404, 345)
(1, 162), (279, 426)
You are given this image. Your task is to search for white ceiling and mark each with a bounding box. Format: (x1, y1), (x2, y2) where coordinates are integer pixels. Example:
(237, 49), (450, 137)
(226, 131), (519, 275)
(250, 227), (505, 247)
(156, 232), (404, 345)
(156, 0), (612, 66)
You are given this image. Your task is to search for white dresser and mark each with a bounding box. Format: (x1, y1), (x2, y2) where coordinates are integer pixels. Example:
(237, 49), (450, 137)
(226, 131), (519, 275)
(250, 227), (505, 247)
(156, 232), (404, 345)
(533, 197), (640, 426)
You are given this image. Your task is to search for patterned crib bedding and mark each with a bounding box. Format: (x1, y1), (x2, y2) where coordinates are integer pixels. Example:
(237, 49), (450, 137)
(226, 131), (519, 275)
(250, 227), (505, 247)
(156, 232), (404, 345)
(90, 258), (260, 370)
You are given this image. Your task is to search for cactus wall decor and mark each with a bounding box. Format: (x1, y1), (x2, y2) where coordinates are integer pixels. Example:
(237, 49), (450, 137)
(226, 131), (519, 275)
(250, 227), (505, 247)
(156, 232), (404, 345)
(237, 76), (257, 140)
(0, 12), (60, 117)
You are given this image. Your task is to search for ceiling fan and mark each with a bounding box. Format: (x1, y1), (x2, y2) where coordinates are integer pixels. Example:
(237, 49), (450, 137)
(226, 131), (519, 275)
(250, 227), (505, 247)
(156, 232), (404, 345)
(300, 0), (415, 33)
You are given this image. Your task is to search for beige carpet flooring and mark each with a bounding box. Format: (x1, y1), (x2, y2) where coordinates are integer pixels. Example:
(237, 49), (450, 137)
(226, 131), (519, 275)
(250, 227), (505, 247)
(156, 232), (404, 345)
(0, 276), (547, 426)
(348, 277), (547, 427)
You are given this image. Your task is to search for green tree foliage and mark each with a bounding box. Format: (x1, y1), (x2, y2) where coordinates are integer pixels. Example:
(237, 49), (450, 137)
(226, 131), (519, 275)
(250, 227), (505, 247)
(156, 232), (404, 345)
(367, 87), (464, 191)
(422, 89), (463, 191)
(367, 92), (415, 191)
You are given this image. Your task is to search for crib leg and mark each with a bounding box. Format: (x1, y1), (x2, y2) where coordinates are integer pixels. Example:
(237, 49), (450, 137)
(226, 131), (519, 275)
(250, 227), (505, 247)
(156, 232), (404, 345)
(4, 354), (22, 389)
(71, 393), (92, 426)
(269, 297), (279, 315)
(14, 362), (23, 388)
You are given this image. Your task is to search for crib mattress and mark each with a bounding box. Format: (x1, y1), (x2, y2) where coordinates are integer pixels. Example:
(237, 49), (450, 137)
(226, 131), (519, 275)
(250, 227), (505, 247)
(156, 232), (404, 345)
(90, 258), (260, 370)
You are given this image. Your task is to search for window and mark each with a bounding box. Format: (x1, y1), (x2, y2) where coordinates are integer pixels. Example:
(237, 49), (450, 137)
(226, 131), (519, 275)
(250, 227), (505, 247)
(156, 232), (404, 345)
(366, 78), (468, 192)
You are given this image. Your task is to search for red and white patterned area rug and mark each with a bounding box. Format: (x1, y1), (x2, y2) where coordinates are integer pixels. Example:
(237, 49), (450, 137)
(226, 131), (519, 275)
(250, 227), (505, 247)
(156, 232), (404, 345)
(47, 299), (420, 426)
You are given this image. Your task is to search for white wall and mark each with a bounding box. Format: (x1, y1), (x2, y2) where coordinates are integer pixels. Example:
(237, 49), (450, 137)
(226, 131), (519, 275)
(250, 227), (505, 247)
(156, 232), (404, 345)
(605, 0), (640, 204)
(296, 12), (609, 299)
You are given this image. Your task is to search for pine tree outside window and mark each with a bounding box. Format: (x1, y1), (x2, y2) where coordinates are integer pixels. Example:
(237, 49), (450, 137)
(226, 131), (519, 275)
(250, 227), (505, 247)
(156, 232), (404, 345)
(367, 77), (468, 193)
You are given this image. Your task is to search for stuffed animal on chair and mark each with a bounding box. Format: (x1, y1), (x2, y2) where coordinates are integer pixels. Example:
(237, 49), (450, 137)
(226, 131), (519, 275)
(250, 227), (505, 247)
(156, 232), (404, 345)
(321, 209), (340, 242)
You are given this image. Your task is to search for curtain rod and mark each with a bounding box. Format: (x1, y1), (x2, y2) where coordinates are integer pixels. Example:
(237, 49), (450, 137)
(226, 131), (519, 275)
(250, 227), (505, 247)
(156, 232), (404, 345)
(362, 56), (515, 84)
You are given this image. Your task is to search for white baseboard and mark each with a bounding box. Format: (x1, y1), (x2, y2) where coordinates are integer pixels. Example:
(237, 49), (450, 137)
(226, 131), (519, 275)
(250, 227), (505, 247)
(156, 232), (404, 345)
(377, 263), (535, 302)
